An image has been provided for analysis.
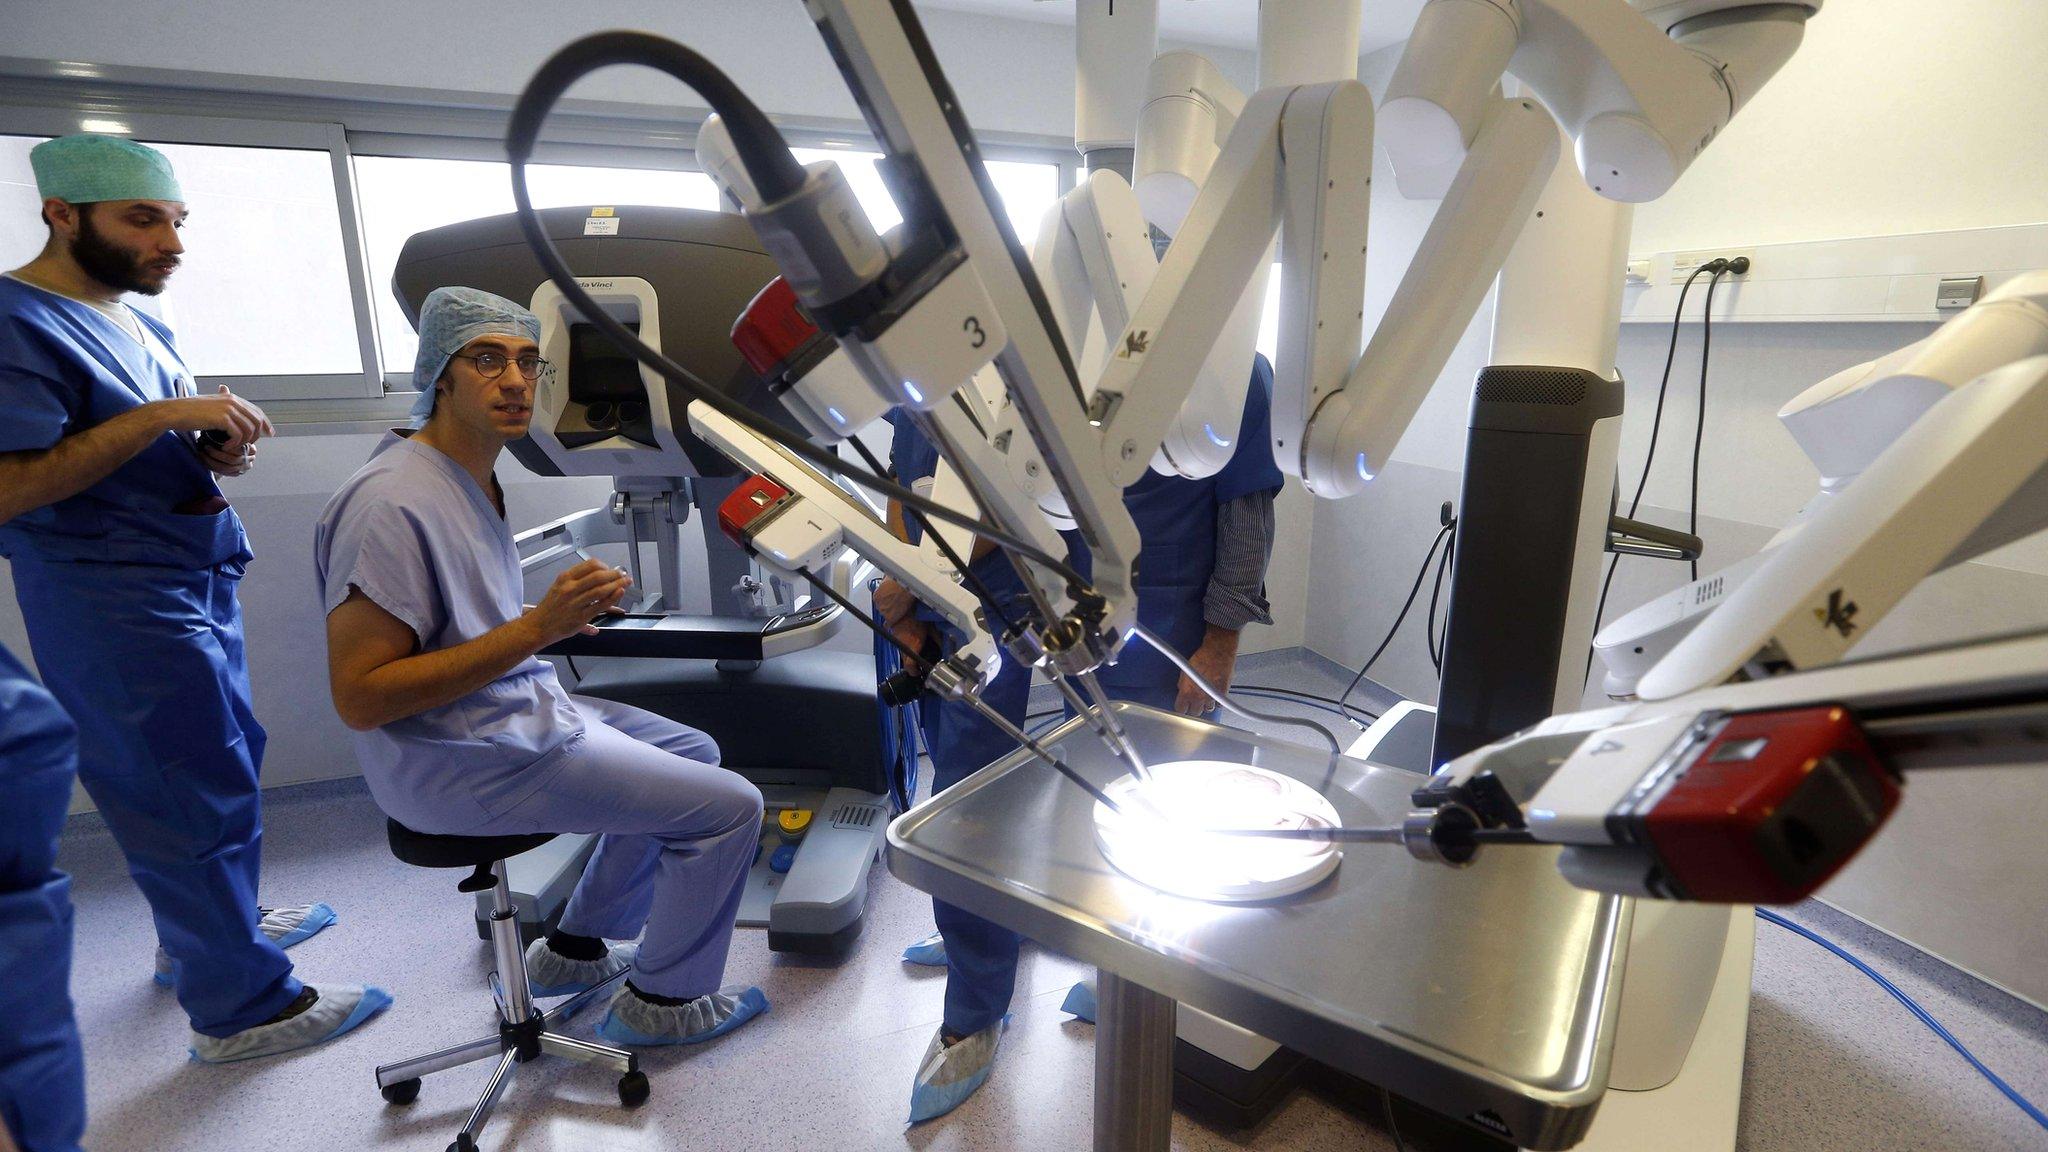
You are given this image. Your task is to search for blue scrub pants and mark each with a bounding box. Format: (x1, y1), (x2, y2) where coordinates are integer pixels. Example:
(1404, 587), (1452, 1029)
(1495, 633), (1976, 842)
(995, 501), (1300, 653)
(925, 658), (1034, 1037)
(474, 695), (762, 1000)
(927, 623), (1187, 1037)
(0, 661), (86, 1152)
(13, 559), (302, 1038)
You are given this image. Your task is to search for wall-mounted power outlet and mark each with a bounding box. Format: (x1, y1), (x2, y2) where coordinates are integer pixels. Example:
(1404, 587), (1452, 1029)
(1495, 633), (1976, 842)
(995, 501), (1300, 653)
(1669, 249), (1756, 284)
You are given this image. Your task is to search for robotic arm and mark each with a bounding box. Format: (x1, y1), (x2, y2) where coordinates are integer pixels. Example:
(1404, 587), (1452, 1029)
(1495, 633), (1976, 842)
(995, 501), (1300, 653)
(1595, 272), (2048, 698)
(1383, 0), (1821, 202)
(1404, 342), (2048, 901)
(689, 403), (1003, 700)
(679, 0), (1815, 681)
(1408, 612), (2048, 903)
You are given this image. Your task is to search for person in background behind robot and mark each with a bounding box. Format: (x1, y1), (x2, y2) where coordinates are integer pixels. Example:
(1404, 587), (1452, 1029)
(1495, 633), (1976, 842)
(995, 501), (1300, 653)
(875, 354), (1285, 1122)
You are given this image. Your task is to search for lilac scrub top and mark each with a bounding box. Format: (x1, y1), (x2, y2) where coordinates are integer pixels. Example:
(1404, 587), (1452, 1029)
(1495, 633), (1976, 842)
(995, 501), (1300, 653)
(313, 431), (584, 833)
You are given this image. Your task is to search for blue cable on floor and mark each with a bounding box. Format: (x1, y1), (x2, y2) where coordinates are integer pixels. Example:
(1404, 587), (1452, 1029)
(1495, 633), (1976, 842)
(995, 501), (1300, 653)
(1755, 907), (2048, 1132)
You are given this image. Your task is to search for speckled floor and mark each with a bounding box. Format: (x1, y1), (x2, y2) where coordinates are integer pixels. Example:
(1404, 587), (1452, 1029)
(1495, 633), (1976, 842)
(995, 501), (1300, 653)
(53, 652), (2048, 1151)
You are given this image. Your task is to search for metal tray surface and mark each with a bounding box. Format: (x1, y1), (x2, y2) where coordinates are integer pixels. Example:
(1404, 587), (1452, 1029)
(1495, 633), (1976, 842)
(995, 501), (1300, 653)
(886, 703), (1631, 1149)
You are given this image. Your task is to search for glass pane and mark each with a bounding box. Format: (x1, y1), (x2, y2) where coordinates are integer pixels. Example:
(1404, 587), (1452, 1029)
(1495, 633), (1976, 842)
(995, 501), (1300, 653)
(787, 149), (1062, 253)
(1, 134), (362, 377)
(353, 155), (719, 373)
(983, 159), (1061, 252)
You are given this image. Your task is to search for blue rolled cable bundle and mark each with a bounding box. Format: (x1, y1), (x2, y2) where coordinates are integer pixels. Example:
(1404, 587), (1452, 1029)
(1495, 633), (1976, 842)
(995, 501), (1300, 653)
(1755, 908), (2047, 1132)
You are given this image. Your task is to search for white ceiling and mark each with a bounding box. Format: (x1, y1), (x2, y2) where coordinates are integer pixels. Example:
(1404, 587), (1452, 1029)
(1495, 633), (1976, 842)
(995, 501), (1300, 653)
(913, 0), (1425, 58)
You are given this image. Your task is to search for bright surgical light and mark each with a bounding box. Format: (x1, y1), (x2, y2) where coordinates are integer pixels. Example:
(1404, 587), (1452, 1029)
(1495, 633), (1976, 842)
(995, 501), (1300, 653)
(902, 380), (925, 404)
(1203, 422), (1232, 449)
(1093, 760), (1342, 903)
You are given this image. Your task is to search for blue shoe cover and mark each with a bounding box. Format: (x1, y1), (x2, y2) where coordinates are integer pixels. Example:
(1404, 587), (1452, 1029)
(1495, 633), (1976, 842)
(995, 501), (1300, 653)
(188, 984), (392, 1063)
(596, 985), (769, 1047)
(908, 1018), (1005, 1124)
(156, 903), (338, 988)
(1061, 979), (1097, 1023)
(525, 940), (637, 999)
(267, 903), (338, 950)
(901, 931), (947, 967)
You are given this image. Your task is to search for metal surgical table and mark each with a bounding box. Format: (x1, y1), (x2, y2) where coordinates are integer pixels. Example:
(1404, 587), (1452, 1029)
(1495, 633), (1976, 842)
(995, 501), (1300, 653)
(887, 703), (1633, 1150)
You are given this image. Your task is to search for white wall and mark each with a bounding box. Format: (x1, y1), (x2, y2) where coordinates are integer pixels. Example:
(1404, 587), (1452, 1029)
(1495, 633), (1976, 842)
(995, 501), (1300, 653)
(1631, 0), (2048, 254)
(1, 0), (1255, 142)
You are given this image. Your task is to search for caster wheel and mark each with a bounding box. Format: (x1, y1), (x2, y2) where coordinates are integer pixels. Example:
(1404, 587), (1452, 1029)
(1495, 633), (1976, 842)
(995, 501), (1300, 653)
(380, 1078), (421, 1105)
(618, 1070), (651, 1108)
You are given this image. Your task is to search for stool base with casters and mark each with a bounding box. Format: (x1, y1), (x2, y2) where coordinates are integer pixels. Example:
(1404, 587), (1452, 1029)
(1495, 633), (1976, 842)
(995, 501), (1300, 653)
(376, 823), (648, 1151)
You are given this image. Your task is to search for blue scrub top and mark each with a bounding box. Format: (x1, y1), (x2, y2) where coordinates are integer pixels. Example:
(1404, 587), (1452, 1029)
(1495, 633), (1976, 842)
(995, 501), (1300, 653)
(313, 432), (586, 834)
(886, 354), (1283, 619)
(0, 277), (247, 570)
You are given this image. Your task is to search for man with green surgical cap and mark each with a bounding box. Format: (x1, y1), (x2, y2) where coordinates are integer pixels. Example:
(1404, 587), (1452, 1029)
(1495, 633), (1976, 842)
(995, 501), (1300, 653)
(0, 134), (388, 1074)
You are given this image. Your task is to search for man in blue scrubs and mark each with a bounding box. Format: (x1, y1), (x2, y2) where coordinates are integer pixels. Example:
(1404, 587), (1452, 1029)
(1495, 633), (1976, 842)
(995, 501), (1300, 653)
(878, 357), (1285, 1121)
(0, 135), (384, 1064)
(0, 644), (85, 1152)
(318, 287), (768, 1047)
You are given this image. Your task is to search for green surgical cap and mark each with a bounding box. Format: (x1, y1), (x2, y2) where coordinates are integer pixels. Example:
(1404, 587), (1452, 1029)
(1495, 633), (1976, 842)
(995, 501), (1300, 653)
(30, 134), (184, 205)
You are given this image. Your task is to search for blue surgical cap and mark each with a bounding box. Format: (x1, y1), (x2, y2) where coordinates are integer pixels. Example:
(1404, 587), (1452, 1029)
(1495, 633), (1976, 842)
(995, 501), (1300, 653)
(31, 134), (184, 204)
(410, 286), (542, 425)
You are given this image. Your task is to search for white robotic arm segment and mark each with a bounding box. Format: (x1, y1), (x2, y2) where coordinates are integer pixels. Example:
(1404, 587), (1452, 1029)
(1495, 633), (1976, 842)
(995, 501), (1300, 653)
(1640, 0), (1815, 116)
(1297, 96), (1561, 496)
(1576, 1), (1816, 202)
(1775, 338), (1947, 490)
(1417, 622), (2048, 903)
(1783, 271), (2048, 477)
(1096, 82), (1376, 491)
(1596, 272), (2048, 699)
(1090, 87), (1294, 487)
(1158, 259), (1269, 480)
(1383, 0), (1817, 205)
(695, 115), (760, 210)
(1476, 0), (1819, 204)
(1132, 50), (1245, 236)
(731, 275), (899, 443)
(689, 402), (1002, 687)
(1002, 171), (1269, 507)
(1380, 0), (1522, 198)
(703, 109), (1085, 655)
(1641, 354), (2048, 700)
(701, 120), (1010, 424)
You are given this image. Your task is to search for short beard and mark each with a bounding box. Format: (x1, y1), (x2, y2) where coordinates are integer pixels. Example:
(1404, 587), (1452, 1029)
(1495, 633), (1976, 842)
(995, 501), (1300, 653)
(70, 208), (166, 296)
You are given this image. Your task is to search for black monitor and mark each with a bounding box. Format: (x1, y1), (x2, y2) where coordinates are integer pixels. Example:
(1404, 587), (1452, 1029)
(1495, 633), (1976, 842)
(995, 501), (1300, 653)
(391, 204), (804, 478)
(568, 321), (644, 404)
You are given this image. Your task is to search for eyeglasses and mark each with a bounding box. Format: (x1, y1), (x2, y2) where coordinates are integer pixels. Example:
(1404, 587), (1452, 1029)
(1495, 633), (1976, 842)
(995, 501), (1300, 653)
(450, 351), (551, 381)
